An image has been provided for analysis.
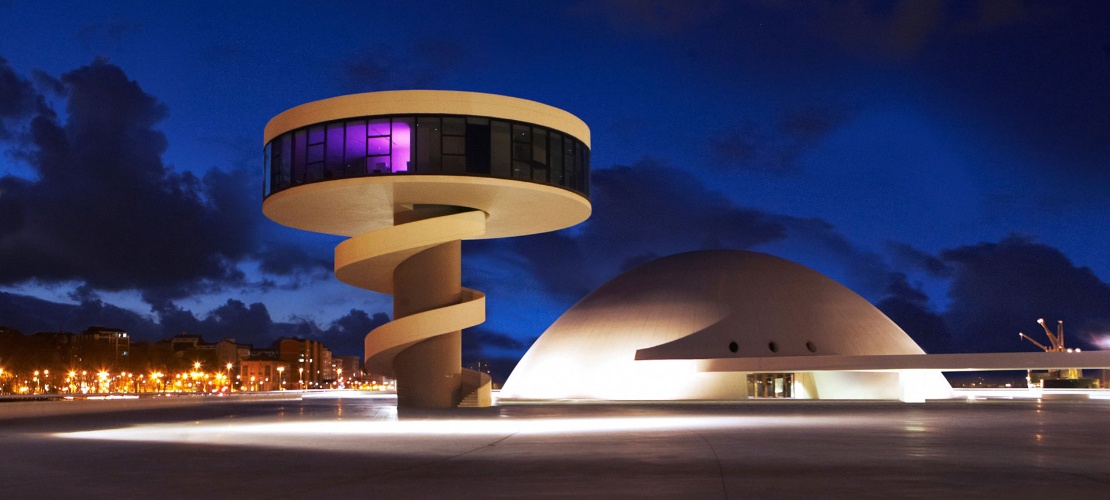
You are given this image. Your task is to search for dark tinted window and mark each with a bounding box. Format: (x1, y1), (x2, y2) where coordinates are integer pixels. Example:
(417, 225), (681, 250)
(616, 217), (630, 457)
(264, 114), (588, 199)
(491, 120), (511, 178)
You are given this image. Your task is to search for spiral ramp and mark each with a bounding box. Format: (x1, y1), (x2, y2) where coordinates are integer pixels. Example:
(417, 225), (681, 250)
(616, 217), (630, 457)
(335, 208), (492, 408)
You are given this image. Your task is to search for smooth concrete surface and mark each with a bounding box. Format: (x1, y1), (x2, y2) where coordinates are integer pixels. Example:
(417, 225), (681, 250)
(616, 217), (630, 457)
(263, 90), (590, 147)
(2, 392), (1110, 498)
(391, 218), (463, 407)
(697, 350), (1110, 372)
(503, 251), (950, 401)
(262, 174), (591, 239)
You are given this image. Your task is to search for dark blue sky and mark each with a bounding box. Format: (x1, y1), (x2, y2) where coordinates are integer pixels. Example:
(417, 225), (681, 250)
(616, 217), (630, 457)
(1, 1), (1109, 370)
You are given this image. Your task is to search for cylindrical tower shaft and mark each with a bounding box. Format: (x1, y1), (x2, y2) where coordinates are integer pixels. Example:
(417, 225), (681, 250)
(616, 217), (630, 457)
(392, 206), (465, 408)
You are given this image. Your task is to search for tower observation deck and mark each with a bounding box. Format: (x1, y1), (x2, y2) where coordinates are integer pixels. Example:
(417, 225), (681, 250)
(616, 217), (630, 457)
(262, 91), (591, 408)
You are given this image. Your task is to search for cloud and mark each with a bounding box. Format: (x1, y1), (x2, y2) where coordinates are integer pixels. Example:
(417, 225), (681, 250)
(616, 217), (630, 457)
(320, 309), (390, 360)
(0, 56), (44, 140)
(0, 59), (280, 300)
(0, 288), (389, 357)
(709, 106), (851, 175)
(940, 235), (1110, 352)
(469, 160), (915, 313)
(885, 241), (953, 278)
(77, 21), (141, 50)
(0, 290), (157, 336)
(151, 297), (390, 355)
(461, 326), (530, 383)
(807, 0), (947, 59)
(875, 273), (951, 354)
(475, 160), (789, 300)
(337, 40), (468, 93)
(567, 0), (725, 36)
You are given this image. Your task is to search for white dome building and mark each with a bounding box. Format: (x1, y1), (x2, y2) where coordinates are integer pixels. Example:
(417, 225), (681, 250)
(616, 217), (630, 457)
(501, 250), (952, 401)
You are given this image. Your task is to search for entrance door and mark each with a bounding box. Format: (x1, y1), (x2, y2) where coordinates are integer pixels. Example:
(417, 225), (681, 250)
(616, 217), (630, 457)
(747, 373), (794, 398)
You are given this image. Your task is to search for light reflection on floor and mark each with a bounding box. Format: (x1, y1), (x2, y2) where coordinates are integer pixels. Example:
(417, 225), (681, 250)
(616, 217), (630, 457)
(6, 394), (1110, 497)
(58, 413), (826, 443)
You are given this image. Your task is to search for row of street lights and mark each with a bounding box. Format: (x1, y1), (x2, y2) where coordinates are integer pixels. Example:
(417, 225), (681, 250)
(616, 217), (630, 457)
(1, 362), (376, 395)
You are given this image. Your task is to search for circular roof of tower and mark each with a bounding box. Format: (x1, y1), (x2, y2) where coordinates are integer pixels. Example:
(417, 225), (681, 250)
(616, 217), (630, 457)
(264, 90), (590, 147)
(261, 90), (591, 238)
(501, 250), (928, 400)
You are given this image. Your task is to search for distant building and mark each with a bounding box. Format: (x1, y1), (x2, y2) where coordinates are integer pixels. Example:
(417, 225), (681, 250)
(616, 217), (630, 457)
(277, 338), (331, 389)
(215, 339), (251, 368)
(169, 333), (204, 351)
(240, 359), (290, 391)
(332, 356), (361, 383)
(79, 326), (130, 365)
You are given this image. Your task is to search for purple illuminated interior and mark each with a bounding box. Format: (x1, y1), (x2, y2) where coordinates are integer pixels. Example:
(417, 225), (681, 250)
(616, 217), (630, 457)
(391, 121), (411, 172)
(266, 114), (588, 198)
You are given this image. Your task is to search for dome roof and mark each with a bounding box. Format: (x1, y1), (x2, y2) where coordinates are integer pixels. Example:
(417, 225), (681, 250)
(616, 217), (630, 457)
(501, 250), (936, 400)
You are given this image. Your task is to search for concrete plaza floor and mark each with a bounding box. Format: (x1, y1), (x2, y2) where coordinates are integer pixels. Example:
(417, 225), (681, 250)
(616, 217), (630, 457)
(2, 392), (1109, 498)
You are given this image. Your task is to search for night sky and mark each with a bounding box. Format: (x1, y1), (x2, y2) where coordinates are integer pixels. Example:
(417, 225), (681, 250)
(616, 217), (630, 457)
(1, 1), (1109, 376)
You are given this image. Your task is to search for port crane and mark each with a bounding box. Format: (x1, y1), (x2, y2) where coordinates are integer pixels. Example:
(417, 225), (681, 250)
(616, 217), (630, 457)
(1019, 318), (1075, 353)
(1020, 318), (1092, 387)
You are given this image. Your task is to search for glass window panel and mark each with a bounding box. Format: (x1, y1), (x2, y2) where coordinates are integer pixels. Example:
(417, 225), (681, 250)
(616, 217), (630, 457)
(581, 146), (590, 196)
(564, 140), (575, 186)
(367, 136), (390, 155)
(325, 123), (345, 178)
(308, 125), (325, 144)
(292, 129), (307, 184)
(416, 116), (441, 173)
(465, 122), (491, 174)
(532, 166), (548, 183)
(367, 155), (391, 174)
(491, 120), (510, 178)
(279, 133), (292, 188)
(443, 136), (465, 155)
(549, 133), (563, 185)
(513, 141), (532, 162)
(442, 116), (465, 136)
(306, 161), (324, 182)
(391, 117), (413, 172)
(574, 141), (584, 191)
(512, 123), (531, 142)
(512, 160), (531, 179)
(345, 155), (366, 176)
(443, 155), (465, 174)
(307, 143), (325, 164)
(367, 119), (391, 137)
(263, 143), (272, 196)
(532, 128), (547, 167)
(344, 120), (366, 176)
(466, 116), (489, 125)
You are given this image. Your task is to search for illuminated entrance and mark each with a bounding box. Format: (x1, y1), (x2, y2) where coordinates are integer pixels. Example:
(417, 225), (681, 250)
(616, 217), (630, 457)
(747, 373), (794, 398)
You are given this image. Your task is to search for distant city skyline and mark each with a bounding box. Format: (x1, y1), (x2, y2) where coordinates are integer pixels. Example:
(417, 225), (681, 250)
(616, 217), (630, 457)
(0, 324), (369, 394)
(2, 2), (1110, 375)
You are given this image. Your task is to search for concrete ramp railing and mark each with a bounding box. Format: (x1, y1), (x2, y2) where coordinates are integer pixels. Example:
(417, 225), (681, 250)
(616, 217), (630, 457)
(362, 288), (486, 378)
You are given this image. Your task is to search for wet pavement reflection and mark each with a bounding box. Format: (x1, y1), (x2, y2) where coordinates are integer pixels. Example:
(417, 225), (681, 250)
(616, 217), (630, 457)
(2, 394), (1109, 498)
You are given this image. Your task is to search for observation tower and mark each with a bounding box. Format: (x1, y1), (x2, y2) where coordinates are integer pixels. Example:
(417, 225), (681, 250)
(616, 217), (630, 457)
(262, 91), (591, 408)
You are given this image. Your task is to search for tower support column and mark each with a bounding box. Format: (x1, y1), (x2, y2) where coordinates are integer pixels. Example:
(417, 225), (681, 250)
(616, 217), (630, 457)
(391, 206), (464, 408)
